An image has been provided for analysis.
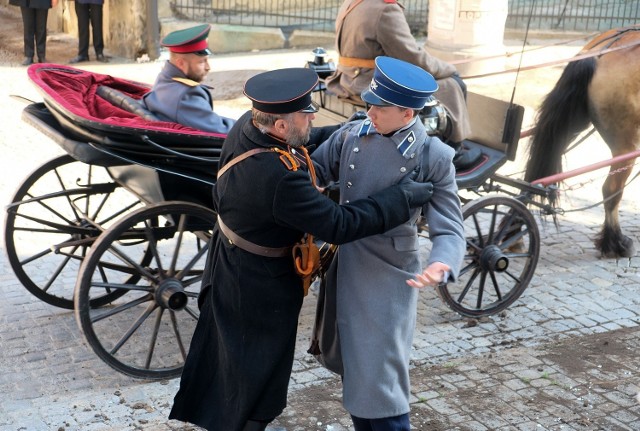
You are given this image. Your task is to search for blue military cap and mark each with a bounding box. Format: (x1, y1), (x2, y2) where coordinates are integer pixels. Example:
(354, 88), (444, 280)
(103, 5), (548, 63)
(361, 56), (438, 109)
(243, 68), (319, 114)
(161, 24), (212, 56)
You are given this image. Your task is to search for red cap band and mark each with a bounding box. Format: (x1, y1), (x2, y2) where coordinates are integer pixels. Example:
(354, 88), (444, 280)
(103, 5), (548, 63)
(169, 39), (209, 53)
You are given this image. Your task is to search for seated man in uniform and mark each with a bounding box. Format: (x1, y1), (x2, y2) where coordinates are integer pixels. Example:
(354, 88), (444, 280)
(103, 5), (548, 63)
(325, 0), (480, 170)
(142, 24), (236, 134)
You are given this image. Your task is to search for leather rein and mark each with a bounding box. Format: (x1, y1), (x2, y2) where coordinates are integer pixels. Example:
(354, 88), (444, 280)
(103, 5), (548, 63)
(459, 27), (640, 80)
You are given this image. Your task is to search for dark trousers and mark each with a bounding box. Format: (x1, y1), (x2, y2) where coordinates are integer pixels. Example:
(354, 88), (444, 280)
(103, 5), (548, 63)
(20, 6), (48, 60)
(74, 2), (104, 57)
(351, 413), (410, 431)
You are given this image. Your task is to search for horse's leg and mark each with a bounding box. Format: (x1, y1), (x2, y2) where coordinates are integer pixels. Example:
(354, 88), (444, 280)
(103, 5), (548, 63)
(588, 45), (640, 258)
(595, 160), (635, 258)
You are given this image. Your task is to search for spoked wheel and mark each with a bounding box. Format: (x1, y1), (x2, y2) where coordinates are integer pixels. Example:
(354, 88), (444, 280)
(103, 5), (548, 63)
(437, 195), (540, 318)
(74, 202), (216, 379)
(4, 155), (147, 309)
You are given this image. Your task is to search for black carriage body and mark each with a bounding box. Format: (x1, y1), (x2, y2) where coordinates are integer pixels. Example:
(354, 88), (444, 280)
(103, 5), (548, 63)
(26, 64), (226, 196)
(5, 64), (228, 379)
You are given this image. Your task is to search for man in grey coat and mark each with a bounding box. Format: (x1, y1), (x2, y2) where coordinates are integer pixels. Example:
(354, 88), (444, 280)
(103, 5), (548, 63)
(312, 56), (465, 431)
(142, 24), (235, 134)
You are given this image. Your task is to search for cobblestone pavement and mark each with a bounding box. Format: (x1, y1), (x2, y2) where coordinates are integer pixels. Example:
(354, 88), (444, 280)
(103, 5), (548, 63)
(2, 39), (640, 431)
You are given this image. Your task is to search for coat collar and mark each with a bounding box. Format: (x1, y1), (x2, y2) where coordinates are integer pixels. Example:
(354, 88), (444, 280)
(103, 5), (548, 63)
(355, 116), (427, 159)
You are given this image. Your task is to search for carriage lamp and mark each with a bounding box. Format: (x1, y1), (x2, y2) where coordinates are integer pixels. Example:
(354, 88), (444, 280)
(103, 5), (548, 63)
(306, 47), (336, 80)
(420, 96), (448, 137)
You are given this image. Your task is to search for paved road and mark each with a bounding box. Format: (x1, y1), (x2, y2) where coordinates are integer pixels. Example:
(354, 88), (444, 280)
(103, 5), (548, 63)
(2, 42), (640, 431)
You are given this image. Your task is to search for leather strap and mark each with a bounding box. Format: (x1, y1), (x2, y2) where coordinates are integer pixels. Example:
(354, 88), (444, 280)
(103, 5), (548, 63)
(338, 56), (375, 69)
(217, 148), (272, 179)
(217, 216), (292, 257)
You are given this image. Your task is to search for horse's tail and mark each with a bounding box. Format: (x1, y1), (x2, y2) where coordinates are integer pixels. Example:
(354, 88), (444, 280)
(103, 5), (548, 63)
(523, 57), (597, 184)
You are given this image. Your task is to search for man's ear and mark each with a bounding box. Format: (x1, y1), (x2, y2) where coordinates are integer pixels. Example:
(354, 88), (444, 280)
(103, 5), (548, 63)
(274, 117), (288, 133)
(172, 54), (187, 73)
(403, 108), (415, 121)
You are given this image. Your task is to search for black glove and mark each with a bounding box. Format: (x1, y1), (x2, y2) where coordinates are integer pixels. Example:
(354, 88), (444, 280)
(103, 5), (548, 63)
(398, 172), (434, 208)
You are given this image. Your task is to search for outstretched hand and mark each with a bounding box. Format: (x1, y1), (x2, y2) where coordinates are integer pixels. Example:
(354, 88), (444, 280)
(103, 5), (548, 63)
(407, 262), (450, 288)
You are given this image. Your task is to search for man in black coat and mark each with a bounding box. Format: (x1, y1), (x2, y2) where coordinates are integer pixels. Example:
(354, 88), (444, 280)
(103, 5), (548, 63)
(168, 67), (434, 431)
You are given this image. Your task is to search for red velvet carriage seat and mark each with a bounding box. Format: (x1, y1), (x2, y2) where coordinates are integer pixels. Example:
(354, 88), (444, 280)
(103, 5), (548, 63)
(25, 63), (228, 187)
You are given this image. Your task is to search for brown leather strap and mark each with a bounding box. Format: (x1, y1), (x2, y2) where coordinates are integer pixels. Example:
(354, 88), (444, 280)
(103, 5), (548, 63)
(217, 216), (292, 257)
(338, 56), (376, 69)
(217, 148), (272, 179)
(461, 37), (640, 80)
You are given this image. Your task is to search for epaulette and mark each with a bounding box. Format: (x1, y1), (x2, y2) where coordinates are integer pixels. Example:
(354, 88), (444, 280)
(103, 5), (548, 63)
(272, 147), (300, 171)
(172, 77), (204, 87)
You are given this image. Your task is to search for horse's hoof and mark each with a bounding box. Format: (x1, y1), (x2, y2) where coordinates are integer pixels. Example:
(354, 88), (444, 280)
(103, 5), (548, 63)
(619, 236), (636, 258)
(599, 236), (635, 258)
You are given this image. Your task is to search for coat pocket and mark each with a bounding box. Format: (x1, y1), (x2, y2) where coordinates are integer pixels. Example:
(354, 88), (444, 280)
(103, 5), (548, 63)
(392, 235), (419, 252)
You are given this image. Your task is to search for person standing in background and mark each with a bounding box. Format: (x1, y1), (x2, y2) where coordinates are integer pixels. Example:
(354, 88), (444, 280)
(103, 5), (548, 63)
(69, 0), (107, 63)
(9, 0), (58, 66)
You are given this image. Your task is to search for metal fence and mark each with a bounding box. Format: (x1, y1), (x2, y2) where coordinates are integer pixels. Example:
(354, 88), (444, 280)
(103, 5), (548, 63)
(170, 0), (428, 36)
(508, 0), (640, 32)
(170, 0), (639, 35)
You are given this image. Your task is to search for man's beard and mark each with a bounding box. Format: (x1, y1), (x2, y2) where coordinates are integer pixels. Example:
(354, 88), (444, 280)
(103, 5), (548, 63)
(285, 124), (312, 148)
(186, 68), (205, 83)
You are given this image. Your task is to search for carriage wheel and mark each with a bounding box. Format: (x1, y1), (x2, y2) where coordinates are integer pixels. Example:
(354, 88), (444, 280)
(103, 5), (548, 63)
(4, 155), (147, 309)
(74, 202), (215, 379)
(436, 195), (540, 318)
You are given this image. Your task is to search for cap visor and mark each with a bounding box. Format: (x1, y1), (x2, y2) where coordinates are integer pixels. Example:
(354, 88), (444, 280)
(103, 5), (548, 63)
(361, 88), (391, 106)
(300, 101), (319, 113)
(193, 48), (212, 56)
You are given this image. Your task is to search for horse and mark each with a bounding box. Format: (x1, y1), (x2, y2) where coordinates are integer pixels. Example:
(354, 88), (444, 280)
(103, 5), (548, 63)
(523, 25), (640, 258)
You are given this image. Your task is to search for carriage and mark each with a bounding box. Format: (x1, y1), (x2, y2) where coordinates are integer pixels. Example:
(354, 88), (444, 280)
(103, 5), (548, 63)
(6, 26), (638, 379)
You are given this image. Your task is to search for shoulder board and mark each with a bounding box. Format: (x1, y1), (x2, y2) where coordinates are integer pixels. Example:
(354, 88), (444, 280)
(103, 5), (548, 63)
(172, 77), (201, 87)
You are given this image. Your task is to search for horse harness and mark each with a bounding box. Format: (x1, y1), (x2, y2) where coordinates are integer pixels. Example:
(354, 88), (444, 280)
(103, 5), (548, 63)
(461, 25), (640, 80)
(583, 26), (640, 55)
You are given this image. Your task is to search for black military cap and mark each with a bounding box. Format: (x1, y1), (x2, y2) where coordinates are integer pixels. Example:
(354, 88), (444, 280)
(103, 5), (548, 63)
(161, 24), (212, 56)
(243, 68), (319, 114)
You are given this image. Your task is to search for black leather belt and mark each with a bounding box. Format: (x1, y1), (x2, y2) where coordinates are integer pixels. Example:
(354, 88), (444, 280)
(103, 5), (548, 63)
(217, 216), (292, 258)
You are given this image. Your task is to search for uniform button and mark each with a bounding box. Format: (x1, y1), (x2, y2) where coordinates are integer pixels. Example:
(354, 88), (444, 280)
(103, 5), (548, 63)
(347, 181), (353, 188)
(353, 147), (359, 153)
(354, 69), (360, 76)
(408, 136), (414, 142)
(410, 153), (416, 159)
(364, 120), (370, 125)
(349, 164), (355, 170)
(400, 167), (407, 173)
(345, 200), (350, 203)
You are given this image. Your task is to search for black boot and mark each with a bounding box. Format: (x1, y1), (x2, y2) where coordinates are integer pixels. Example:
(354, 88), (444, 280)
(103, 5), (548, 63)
(242, 420), (269, 431)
